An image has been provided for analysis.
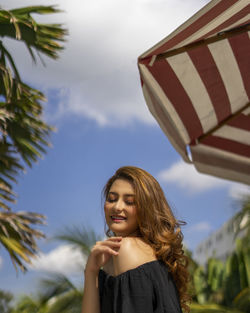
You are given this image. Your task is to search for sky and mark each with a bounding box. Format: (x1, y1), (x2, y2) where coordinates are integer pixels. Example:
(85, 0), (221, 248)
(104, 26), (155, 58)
(0, 0), (250, 299)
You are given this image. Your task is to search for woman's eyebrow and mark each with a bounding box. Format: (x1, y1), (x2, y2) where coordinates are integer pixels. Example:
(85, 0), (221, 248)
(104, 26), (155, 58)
(108, 191), (117, 195)
(108, 192), (135, 196)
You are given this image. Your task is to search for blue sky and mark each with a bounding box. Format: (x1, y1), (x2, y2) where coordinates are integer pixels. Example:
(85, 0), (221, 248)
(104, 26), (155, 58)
(1, 0), (249, 298)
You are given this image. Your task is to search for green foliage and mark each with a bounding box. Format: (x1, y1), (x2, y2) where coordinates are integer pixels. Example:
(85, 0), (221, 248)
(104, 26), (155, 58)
(0, 289), (13, 313)
(207, 258), (224, 292)
(10, 295), (48, 313)
(184, 247), (199, 300)
(233, 288), (250, 313)
(191, 196), (250, 312)
(0, 211), (45, 271)
(192, 240), (250, 310)
(54, 225), (102, 256)
(0, 6), (66, 61)
(193, 258), (224, 304)
(0, 5), (67, 272)
(234, 195), (250, 241)
(46, 290), (83, 313)
(193, 266), (209, 304)
(242, 245), (250, 287)
(235, 239), (249, 290)
(10, 274), (83, 313)
(0, 5), (67, 211)
(223, 252), (241, 306)
(190, 302), (244, 313)
(11, 226), (96, 313)
(39, 274), (80, 305)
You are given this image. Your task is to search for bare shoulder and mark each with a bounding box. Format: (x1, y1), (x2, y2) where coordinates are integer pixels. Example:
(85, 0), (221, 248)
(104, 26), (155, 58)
(112, 236), (157, 276)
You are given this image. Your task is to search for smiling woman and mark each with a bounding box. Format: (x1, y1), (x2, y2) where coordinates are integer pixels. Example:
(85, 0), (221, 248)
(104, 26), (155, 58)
(81, 166), (191, 313)
(104, 179), (139, 237)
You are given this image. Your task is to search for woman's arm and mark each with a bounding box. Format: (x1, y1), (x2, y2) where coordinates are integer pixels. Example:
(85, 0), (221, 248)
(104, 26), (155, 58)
(81, 236), (122, 313)
(81, 269), (100, 313)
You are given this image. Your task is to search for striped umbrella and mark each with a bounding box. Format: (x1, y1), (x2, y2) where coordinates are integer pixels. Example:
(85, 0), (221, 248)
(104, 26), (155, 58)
(138, 0), (250, 185)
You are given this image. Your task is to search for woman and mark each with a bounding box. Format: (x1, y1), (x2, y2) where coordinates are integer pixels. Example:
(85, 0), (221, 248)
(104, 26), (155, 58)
(82, 166), (190, 313)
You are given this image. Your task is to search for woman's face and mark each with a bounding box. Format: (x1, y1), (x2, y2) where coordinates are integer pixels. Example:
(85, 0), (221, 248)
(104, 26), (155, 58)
(104, 179), (139, 237)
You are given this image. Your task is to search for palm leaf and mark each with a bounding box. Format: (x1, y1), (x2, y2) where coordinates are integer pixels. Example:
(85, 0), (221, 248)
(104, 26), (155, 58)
(47, 290), (83, 313)
(0, 211), (46, 272)
(39, 273), (79, 305)
(0, 6), (67, 61)
(11, 5), (63, 16)
(11, 295), (48, 313)
(55, 225), (102, 256)
(0, 42), (21, 81)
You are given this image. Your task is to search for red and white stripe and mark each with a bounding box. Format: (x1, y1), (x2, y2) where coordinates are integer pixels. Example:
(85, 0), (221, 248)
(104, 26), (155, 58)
(138, 0), (250, 184)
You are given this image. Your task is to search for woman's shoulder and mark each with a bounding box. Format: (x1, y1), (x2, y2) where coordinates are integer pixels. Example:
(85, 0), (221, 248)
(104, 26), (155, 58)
(120, 236), (155, 256)
(111, 236), (157, 277)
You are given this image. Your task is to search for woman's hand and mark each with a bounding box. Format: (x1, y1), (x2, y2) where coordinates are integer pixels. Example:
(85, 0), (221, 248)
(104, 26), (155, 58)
(84, 236), (122, 274)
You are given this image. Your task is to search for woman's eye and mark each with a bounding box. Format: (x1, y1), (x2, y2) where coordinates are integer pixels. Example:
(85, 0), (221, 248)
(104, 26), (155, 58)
(126, 200), (135, 205)
(107, 198), (116, 203)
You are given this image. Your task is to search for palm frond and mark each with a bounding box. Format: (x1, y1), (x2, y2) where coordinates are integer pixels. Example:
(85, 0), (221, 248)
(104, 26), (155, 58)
(47, 290), (83, 313)
(11, 294), (48, 313)
(0, 79), (54, 210)
(0, 211), (46, 272)
(11, 5), (63, 16)
(55, 225), (102, 256)
(0, 6), (67, 62)
(0, 42), (21, 81)
(39, 273), (79, 305)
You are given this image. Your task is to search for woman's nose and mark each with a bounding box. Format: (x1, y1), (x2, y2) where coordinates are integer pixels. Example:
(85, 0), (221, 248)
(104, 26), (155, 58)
(113, 198), (125, 210)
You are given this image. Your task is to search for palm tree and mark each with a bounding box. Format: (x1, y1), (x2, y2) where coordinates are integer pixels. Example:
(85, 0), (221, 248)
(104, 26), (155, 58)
(35, 226), (101, 313)
(39, 274), (83, 313)
(0, 5), (67, 271)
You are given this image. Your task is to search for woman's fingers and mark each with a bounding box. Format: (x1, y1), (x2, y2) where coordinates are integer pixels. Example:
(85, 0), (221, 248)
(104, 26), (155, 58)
(91, 246), (118, 268)
(96, 237), (122, 249)
(99, 241), (121, 248)
(105, 237), (123, 242)
(93, 238), (122, 256)
(85, 238), (123, 273)
(93, 238), (121, 249)
(103, 246), (119, 255)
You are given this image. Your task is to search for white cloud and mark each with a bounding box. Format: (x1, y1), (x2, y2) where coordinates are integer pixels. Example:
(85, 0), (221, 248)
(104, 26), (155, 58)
(228, 184), (250, 199)
(0, 256), (3, 269)
(0, 0), (209, 126)
(158, 160), (250, 196)
(158, 160), (229, 194)
(187, 222), (212, 233)
(29, 244), (87, 275)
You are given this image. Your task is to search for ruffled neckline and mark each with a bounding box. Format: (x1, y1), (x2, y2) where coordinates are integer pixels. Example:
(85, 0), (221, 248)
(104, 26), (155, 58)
(99, 259), (162, 279)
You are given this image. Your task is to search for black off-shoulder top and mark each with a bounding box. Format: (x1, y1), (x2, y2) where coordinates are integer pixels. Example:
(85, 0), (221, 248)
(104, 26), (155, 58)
(98, 259), (183, 313)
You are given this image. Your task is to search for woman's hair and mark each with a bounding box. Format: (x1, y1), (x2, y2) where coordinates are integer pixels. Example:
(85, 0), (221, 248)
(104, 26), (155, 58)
(103, 166), (191, 312)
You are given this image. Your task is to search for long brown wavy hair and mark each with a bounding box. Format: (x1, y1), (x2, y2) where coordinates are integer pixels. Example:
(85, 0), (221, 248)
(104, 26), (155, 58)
(103, 166), (191, 312)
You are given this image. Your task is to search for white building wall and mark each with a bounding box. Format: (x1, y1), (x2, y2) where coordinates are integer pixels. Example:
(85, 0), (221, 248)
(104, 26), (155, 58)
(193, 214), (247, 265)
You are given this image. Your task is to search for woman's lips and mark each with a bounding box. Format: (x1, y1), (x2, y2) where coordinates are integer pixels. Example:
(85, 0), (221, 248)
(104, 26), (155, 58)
(111, 216), (127, 222)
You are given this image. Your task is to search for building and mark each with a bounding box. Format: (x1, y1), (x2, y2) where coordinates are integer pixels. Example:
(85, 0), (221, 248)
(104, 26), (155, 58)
(193, 213), (248, 266)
